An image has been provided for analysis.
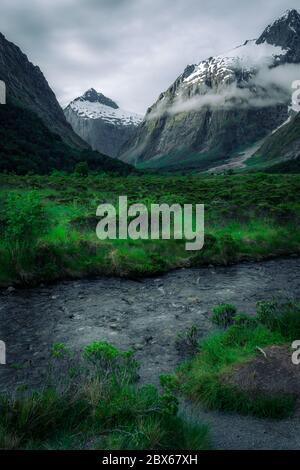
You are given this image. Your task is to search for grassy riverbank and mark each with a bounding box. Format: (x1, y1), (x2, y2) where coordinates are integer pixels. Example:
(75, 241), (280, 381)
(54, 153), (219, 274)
(0, 342), (210, 450)
(0, 172), (300, 286)
(1, 300), (299, 449)
(170, 301), (300, 420)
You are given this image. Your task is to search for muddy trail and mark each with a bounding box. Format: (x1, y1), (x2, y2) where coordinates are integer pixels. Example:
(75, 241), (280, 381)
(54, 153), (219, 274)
(0, 257), (300, 449)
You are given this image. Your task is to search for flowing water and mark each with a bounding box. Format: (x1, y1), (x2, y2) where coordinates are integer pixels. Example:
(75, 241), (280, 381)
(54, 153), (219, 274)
(0, 257), (299, 449)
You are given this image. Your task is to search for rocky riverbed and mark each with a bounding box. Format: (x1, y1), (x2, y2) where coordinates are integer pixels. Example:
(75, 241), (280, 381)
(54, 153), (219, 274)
(0, 257), (300, 449)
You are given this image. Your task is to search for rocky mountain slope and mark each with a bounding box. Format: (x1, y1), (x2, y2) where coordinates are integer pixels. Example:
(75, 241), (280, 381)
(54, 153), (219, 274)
(248, 111), (300, 172)
(121, 9), (300, 171)
(64, 89), (143, 158)
(0, 33), (134, 175)
(0, 32), (87, 149)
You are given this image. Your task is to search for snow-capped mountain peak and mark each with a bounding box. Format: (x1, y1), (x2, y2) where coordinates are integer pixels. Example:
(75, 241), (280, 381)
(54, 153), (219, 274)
(64, 89), (143, 159)
(184, 40), (287, 87)
(68, 89), (143, 127)
(178, 9), (300, 90)
(121, 10), (300, 169)
(76, 88), (119, 109)
(264, 8), (300, 33)
(257, 8), (300, 48)
(177, 10), (300, 90)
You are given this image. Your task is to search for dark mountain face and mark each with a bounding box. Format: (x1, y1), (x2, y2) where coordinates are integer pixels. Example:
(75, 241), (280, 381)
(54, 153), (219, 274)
(257, 9), (300, 62)
(120, 10), (300, 171)
(0, 32), (87, 149)
(0, 33), (134, 175)
(76, 88), (119, 109)
(251, 112), (300, 172)
(0, 102), (134, 175)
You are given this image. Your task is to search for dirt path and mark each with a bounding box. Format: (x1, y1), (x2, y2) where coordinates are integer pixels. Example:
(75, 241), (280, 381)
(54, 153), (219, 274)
(0, 257), (300, 449)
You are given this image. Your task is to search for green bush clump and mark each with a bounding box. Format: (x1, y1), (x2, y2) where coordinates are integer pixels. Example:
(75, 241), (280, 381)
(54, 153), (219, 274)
(84, 341), (122, 362)
(232, 313), (258, 328)
(0, 191), (49, 280)
(257, 301), (300, 340)
(84, 341), (139, 384)
(4, 191), (48, 247)
(74, 162), (89, 177)
(160, 374), (179, 392)
(177, 302), (297, 420)
(211, 304), (237, 328)
(52, 343), (70, 359)
(191, 377), (295, 420)
(175, 325), (200, 356)
(0, 343), (210, 450)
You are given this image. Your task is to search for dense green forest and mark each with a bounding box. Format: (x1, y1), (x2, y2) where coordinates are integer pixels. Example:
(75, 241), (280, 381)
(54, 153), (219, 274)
(0, 103), (133, 175)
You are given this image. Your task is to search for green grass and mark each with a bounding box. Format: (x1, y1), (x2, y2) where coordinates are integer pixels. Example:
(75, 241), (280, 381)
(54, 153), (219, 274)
(0, 342), (210, 450)
(174, 303), (300, 420)
(0, 172), (299, 286)
(256, 300), (300, 341)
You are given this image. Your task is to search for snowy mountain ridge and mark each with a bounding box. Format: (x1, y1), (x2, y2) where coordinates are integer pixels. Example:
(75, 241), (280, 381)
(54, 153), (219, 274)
(120, 9), (300, 170)
(64, 89), (143, 158)
(68, 88), (143, 127)
(183, 41), (287, 88)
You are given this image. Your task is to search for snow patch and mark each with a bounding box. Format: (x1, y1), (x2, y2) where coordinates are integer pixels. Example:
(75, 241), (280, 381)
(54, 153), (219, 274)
(69, 100), (143, 127)
(218, 41), (287, 67)
(271, 115), (292, 134)
(184, 41), (288, 86)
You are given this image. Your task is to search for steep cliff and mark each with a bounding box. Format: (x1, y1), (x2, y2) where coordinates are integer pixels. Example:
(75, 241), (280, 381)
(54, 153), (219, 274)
(121, 10), (300, 171)
(0, 32), (87, 149)
(64, 89), (142, 158)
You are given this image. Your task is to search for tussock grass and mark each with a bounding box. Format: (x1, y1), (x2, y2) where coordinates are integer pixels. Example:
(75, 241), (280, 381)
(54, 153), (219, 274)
(174, 303), (300, 420)
(0, 342), (210, 450)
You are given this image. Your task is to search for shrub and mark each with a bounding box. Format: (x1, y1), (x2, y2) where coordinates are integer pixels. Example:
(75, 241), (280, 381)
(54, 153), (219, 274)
(211, 304), (237, 328)
(191, 377), (295, 419)
(84, 341), (139, 384)
(84, 341), (121, 362)
(52, 343), (70, 359)
(256, 301), (277, 327)
(74, 162), (89, 177)
(177, 322), (292, 419)
(0, 343), (211, 450)
(4, 191), (48, 248)
(233, 313), (258, 328)
(257, 301), (300, 340)
(175, 325), (200, 356)
(160, 374), (178, 391)
(2, 191), (49, 277)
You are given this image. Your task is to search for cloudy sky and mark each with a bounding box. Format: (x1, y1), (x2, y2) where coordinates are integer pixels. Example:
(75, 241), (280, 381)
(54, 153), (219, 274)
(0, 0), (299, 114)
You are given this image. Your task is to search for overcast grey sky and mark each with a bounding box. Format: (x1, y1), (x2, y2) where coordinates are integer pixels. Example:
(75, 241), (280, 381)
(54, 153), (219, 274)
(0, 0), (299, 114)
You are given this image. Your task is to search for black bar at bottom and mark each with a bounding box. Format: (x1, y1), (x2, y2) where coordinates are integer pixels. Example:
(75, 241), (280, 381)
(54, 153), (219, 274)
(0, 450), (299, 467)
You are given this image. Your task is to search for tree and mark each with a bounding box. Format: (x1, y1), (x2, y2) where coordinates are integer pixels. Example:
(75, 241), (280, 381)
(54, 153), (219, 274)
(74, 161), (89, 177)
